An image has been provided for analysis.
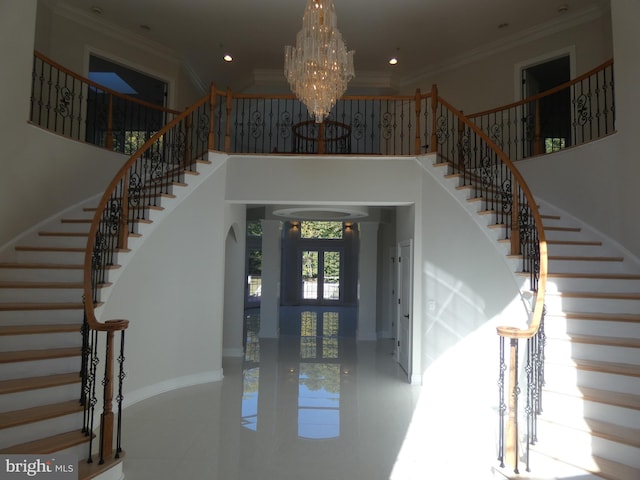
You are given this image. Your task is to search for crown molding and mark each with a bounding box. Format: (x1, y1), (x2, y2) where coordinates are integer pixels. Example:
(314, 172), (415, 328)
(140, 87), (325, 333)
(399, 3), (610, 89)
(53, 1), (182, 65)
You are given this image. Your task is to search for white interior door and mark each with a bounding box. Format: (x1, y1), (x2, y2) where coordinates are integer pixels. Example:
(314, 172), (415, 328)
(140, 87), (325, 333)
(396, 240), (412, 378)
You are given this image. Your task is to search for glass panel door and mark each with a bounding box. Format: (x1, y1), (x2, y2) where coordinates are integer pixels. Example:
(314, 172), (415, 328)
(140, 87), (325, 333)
(301, 250), (341, 302)
(302, 251), (319, 300)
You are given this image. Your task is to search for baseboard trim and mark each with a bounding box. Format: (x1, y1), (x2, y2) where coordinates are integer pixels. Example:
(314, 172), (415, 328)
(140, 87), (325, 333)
(122, 369), (224, 409)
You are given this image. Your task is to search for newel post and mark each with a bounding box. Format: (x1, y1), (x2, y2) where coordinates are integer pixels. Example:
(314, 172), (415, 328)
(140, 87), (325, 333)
(533, 99), (542, 156)
(225, 88), (233, 153)
(208, 83), (217, 151)
(106, 94), (114, 150)
(118, 177), (129, 250)
(414, 88), (422, 155)
(510, 188), (521, 256)
(99, 329), (115, 463)
(430, 84), (438, 154)
(318, 122), (326, 155)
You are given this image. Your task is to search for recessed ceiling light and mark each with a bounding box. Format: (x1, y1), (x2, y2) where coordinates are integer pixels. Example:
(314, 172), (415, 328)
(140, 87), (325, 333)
(223, 54), (233, 62)
(389, 57), (398, 66)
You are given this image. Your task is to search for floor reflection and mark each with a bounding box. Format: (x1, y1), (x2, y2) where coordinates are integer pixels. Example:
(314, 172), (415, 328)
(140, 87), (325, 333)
(123, 312), (416, 480)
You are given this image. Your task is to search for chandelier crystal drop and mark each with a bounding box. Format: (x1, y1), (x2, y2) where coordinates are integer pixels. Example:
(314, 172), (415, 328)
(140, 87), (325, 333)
(284, 0), (355, 123)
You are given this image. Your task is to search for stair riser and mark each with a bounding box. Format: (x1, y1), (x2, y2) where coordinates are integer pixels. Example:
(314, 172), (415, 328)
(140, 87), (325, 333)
(29, 236), (89, 249)
(546, 243), (617, 258)
(548, 259), (626, 274)
(541, 391), (640, 430)
(545, 317), (640, 340)
(2, 332), (82, 351)
(0, 309), (83, 325)
(1, 383), (80, 413)
(546, 276), (640, 293)
(536, 422), (640, 469)
(14, 251), (85, 264)
(0, 288), (83, 303)
(545, 339), (640, 365)
(1, 357), (80, 380)
(546, 295), (640, 315)
(0, 268), (83, 283)
(0, 412), (84, 450)
(544, 364), (640, 396)
(39, 223), (91, 234)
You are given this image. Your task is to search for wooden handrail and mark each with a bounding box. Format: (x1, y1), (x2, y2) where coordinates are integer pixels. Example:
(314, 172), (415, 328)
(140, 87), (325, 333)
(34, 51), (181, 115)
(437, 95), (548, 340)
(467, 59), (613, 119)
(82, 93), (212, 330)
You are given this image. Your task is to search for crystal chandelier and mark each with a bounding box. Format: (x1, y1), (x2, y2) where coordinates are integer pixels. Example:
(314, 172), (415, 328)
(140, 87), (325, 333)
(284, 0), (355, 123)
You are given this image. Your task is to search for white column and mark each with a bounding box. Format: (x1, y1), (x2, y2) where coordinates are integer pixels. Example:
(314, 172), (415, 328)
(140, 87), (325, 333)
(259, 220), (281, 338)
(357, 221), (379, 341)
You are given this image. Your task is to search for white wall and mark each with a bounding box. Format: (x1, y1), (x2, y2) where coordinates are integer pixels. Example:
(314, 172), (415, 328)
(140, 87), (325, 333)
(99, 161), (229, 405)
(35, 1), (202, 110)
(411, 9), (613, 114)
(517, 0), (640, 260)
(0, 0), (124, 248)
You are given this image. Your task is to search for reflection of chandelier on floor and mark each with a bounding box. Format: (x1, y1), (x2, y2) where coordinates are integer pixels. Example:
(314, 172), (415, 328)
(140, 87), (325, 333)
(284, 0), (355, 123)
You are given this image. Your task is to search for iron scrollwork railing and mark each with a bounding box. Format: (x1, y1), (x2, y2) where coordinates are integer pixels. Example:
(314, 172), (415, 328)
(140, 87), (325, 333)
(81, 89), (214, 466)
(210, 90), (429, 156)
(433, 96), (548, 474)
(468, 60), (615, 161)
(31, 51), (179, 154)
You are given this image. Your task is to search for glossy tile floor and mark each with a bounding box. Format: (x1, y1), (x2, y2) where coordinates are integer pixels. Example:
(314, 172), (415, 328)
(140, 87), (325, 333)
(121, 336), (420, 480)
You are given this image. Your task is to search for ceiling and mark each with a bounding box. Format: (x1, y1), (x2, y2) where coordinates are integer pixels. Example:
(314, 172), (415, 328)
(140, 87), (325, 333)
(46, 0), (609, 93)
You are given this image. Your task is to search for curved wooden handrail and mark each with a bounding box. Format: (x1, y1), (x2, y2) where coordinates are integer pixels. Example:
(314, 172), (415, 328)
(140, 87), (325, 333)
(34, 51), (181, 115)
(82, 92), (211, 330)
(467, 59), (613, 119)
(436, 95), (548, 340)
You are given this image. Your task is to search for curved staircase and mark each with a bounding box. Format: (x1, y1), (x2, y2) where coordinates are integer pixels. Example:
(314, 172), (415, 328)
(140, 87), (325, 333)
(532, 203), (640, 479)
(0, 157), (213, 477)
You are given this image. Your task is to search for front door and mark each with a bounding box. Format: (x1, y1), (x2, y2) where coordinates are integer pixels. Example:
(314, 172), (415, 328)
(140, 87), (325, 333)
(397, 240), (412, 378)
(301, 249), (342, 303)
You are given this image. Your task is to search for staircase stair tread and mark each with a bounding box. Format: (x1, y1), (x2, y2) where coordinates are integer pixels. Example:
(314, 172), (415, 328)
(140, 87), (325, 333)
(547, 272), (640, 279)
(39, 231), (89, 237)
(0, 400), (83, 429)
(547, 239), (602, 246)
(0, 347), (81, 363)
(550, 311), (640, 323)
(0, 281), (83, 289)
(0, 324), (80, 335)
(540, 416), (640, 448)
(544, 226), (581, 232)
(0, 262), (83, 269)
(543, 384), (640, 410)
(0, 372), (80, 394)
(0, 302), (83, 311)
(547, 291), (640, 300)
(565, 333), (640, 348)
(0, 429), (90, 454)
(546, 357), (640, 378)
(15, 246), (85, 252)
(548, 255), (624, 262)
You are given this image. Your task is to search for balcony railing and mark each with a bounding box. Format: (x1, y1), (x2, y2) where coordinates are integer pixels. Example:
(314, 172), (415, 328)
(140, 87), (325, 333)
(468, 60), (615, 161)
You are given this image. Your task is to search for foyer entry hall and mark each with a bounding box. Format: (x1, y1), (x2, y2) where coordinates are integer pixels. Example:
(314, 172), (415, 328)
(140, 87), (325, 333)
(121, 336), (418, 480)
